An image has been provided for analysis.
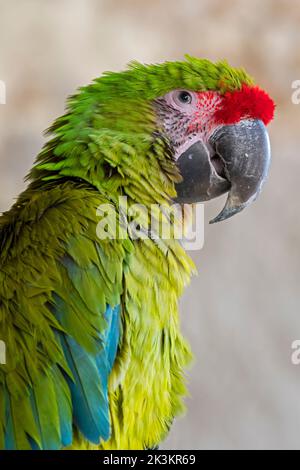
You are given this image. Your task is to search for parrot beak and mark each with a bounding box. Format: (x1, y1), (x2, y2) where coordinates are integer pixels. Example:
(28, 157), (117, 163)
(174, 119), (271, 224)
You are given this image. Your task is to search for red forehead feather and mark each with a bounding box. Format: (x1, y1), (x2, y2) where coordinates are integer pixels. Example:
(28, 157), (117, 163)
(214, 84), (275, 126)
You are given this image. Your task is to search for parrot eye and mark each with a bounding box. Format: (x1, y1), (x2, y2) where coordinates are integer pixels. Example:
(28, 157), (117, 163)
(177, 91), (192, 104)
(161, 90), (197, 113)
(165, 90), (196, 111)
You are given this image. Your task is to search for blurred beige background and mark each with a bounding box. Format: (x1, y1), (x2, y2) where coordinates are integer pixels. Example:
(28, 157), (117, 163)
(0, 0), (300, 450)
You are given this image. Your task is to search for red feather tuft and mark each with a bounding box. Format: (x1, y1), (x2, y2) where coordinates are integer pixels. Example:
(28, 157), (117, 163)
(214, 84), (275, 126)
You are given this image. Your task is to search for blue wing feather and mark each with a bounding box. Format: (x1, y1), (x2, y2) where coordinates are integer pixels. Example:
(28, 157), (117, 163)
(58, 333), (110, 443)
(4, 303), (120, 449)
(53, 368), (73, 447)
(4, 391), (15, 450)
(53, 302), (120, 447)
(104, 305), (121, 370)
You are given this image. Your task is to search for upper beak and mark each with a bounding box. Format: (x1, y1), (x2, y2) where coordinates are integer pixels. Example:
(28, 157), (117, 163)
(175, 119), (271, 223)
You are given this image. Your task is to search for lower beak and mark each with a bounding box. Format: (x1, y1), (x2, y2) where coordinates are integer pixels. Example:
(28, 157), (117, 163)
(175, 119), (271, 223)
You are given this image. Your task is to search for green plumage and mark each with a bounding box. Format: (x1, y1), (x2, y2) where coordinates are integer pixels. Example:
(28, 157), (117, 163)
(0, 56), (253, 449)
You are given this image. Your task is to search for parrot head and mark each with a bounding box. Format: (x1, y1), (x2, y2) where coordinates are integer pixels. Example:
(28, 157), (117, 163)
(151, 61), (274, 223)
(154, 85), (274, 223)
(32, 56), (275, 224)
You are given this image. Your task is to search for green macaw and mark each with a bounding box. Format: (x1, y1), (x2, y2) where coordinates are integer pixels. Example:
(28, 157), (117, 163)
(0, 56), (274, 450)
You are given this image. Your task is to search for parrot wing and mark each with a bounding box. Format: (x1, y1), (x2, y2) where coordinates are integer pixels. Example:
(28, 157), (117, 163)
(0, 182), (130, 449)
